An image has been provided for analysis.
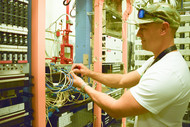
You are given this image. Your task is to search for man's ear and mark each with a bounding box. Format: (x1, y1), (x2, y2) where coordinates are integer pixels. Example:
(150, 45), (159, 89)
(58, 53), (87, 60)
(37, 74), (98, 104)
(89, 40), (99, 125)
(160, 22), (170, 36)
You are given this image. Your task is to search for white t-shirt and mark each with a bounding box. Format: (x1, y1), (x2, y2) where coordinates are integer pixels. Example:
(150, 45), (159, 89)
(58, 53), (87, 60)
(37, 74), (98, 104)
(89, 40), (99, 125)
(130, 51), (190, 127)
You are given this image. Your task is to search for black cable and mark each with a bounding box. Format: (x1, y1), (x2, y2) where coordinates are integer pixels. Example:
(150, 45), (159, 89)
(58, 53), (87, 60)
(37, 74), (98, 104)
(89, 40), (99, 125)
(63, 0), (71, 6)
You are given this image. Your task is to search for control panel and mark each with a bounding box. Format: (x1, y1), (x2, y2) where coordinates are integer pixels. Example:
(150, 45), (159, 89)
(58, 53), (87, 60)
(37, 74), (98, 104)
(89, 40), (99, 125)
(0, 0), (32, 127)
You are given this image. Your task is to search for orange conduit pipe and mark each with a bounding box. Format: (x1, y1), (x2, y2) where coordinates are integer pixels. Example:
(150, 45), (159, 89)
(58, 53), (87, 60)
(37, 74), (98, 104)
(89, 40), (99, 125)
(31, 0), (46, 127)
(93, 0), (104, 126)
(122, 0), (133, 127)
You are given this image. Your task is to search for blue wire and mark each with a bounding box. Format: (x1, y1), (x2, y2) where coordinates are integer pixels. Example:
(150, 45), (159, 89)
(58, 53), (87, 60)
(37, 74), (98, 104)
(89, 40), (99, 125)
(50, 63), (55, 66)
(46, 68), (74, 92)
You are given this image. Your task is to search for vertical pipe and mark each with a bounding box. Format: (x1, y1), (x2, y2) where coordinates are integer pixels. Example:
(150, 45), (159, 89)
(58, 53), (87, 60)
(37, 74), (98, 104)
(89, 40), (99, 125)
(65, 0), (70, 44)
(31, 0), (46, 127)
(75, 0), (92, 64)
(93, 0), (104, 126)
(122, 0), (132, 126)
(66, 0), (69, 30)
(121, 14), (128, 127)
(122, 22), (128, 73)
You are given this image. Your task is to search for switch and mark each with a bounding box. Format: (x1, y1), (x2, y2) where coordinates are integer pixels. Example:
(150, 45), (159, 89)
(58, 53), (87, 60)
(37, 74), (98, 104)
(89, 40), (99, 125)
(3, 53), (7, 61)
(3, 32), (7, 44)
(8, 33), (13, 45)
(19, 53), (22, 60)
(13, 53), (18, 63)
(24, 54), (27, 60)
(7, 53), (12, 61)
(13, 34), (18, 45)
(19, 35), (23, 45)
(24, 35), (27, 45)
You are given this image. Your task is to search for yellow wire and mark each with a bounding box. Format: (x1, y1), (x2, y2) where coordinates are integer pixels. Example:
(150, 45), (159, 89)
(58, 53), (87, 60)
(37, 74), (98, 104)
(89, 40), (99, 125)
(45, 65), (90, 121)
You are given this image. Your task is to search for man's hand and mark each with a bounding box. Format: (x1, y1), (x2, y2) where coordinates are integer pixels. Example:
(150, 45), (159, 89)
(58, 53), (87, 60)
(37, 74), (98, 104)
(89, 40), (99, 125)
(70, 71), (85, 89)
(71, 63), (91, 76)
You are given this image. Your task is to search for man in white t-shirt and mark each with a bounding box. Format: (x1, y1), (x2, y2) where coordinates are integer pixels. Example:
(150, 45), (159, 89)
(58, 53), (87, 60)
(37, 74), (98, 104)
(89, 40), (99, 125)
(71, 2), (190, 127)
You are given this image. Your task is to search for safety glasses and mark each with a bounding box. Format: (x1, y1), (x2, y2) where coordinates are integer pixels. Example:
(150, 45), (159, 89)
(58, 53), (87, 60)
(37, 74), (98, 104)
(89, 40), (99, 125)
(138, 9), (148, 19)
(138, 9), (166, 22)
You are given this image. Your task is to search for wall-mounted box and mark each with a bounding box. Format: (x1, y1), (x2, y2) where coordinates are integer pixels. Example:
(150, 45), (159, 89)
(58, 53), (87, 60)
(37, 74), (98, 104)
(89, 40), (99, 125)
(102, 35), (122, 51)
(102, 49), (122, 63)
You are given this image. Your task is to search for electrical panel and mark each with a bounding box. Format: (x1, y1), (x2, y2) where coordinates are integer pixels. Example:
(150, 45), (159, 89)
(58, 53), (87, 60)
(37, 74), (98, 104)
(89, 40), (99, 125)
(102, 49), (122, 63)
(102, 35), (122, 51)
(102, 35), (123, 63)
(0, 0), (32, 127)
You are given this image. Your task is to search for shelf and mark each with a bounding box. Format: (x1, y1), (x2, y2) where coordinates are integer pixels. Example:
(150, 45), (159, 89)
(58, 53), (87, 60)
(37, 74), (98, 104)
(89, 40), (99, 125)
(102, 4), (122, 38)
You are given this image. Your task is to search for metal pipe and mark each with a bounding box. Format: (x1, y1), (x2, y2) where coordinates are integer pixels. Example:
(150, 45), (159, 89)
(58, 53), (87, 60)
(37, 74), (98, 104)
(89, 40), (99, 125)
(122, 0), (133, 126)
(66, 0), (70, 30)
(93, 0), (104, 126)
(31, 0), (46, 127)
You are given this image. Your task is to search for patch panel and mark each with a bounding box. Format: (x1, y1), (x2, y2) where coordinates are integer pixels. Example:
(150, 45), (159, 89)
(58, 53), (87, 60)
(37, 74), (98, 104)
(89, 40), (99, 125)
(0, 52), (28, 64)
(0, 0), (28, 28)
(0, 31), (27, 46)
(0, 0), (31, 126)
(0, 103), (24, 116)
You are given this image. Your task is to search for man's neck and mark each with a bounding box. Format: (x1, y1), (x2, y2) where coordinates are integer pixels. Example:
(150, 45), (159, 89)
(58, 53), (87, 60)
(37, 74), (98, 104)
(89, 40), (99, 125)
(153, 43), (176, 59)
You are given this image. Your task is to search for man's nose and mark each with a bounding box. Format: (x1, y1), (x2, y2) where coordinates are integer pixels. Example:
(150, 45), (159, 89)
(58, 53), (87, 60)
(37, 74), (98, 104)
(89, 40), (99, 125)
(136, 29), (141, 37)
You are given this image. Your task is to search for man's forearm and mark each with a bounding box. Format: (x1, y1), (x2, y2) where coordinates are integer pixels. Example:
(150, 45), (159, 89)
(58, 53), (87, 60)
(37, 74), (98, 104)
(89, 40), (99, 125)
(72, 64), (140, 88)
(84, 85), (120, 118)
(87, 70), (140, 88)
(87, 71), (124, 88)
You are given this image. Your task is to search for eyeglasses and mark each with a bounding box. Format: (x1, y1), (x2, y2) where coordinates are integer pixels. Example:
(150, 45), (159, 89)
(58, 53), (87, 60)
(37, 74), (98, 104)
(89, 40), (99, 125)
(138, 9), (166, 22)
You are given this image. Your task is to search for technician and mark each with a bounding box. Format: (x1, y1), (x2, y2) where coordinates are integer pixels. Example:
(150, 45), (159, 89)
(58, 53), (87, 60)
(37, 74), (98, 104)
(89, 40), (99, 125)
(71, 2), (190, 127)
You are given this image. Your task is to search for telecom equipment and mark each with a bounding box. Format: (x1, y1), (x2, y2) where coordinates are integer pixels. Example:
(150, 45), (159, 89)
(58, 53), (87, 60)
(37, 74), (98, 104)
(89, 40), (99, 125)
(0, 0), (32, 126)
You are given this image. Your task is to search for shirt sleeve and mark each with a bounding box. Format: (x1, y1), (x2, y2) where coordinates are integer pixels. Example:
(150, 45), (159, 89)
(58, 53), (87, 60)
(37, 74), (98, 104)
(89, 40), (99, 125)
(130, 66), (181, 114)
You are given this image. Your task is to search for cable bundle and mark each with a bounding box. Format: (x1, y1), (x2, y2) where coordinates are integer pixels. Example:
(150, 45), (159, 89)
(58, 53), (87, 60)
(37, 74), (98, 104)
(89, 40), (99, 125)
(45, 63), (88, 126)
(45, 68), (73, 93)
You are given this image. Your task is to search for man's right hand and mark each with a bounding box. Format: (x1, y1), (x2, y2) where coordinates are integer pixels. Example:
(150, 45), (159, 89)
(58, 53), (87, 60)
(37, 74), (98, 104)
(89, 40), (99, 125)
(71, 63), (91, 76)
